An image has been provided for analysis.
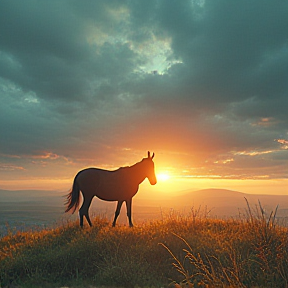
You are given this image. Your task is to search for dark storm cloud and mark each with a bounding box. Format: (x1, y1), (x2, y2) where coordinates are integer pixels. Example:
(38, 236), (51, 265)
(0, 0), (139, 103)
(0, 1), (86, 100)
(157, 0), (288, 111)
(0, 0), (287, 180)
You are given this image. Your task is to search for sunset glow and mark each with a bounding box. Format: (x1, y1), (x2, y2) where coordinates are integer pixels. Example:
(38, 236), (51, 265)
(157, 173), (170, 182)
(0, 1), (287, 195)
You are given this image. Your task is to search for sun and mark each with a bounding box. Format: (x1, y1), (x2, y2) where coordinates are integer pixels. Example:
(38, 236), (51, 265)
(157, 172), (170, 181)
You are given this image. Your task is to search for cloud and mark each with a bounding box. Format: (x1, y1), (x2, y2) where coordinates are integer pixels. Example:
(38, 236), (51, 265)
(0, 0), (287, 184)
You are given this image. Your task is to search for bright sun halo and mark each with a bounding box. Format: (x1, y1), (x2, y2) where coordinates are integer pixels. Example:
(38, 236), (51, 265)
(157, 173), (170, 181)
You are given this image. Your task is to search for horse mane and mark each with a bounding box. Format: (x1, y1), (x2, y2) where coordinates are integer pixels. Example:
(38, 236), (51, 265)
(116, 166), (130, 171)
(117, 158), (146, 171)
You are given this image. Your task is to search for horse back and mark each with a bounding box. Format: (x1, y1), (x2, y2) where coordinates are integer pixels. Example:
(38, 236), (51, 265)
(75, 167), (139, 201)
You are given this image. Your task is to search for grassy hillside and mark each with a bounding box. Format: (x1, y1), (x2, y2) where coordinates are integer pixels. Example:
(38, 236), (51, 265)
(1, 204), (288, 288)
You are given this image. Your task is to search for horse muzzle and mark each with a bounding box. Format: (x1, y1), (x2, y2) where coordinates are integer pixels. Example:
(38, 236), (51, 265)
(149, 177), (157, 185)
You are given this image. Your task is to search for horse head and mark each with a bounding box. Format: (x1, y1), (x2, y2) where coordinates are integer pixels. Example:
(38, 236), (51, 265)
(143, 151), (157, 185)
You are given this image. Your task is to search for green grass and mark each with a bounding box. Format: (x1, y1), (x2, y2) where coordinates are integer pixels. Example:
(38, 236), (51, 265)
(1, 203), (288, 288)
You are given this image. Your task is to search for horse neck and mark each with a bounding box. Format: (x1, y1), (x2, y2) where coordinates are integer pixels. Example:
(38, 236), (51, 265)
(129, 161), (147, 184)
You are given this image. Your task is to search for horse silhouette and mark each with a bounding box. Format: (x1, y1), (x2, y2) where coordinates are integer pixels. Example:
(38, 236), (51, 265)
(65, 151), (157, 227)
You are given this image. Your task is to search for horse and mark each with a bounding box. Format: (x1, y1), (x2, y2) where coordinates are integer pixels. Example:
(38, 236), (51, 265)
(65, 151), (157, 227)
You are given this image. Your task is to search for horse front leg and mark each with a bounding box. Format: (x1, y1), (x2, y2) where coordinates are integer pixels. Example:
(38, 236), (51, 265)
(125, 198), (133, 227)
(112, 200), (123, 227)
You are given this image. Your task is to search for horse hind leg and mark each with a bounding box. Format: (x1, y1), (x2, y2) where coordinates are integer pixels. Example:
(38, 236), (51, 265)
(85, 210), (92, 227)
(125, 198), (133, 227)
(79, 195), (93, 228)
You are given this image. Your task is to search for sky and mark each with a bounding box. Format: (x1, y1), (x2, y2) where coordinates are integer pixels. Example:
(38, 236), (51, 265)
(0, 0), (287, 194)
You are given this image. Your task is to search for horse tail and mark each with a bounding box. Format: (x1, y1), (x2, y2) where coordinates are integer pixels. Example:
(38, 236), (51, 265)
(65, 176), (81, 214)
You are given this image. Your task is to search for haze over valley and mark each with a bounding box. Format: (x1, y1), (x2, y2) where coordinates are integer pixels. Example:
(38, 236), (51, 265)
(1, 188), (288, 236)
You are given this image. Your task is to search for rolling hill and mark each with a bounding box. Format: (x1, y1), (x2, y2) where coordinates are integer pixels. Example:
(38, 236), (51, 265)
(166, 188), (288, 217)
(1, 188), (288, 235)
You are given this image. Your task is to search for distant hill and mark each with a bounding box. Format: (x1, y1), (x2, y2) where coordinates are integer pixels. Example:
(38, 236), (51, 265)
(1, 188), (287, 212)
(171, 188), (246, 204)
(165, 188), (288, 217)
(1, 188), (288, 234)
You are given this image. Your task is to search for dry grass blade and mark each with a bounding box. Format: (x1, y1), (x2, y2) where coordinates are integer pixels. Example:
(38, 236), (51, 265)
(159, 242), (189, 279)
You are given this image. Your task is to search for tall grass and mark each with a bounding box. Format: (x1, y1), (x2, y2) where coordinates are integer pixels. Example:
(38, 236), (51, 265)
(0, 203), (288, 288)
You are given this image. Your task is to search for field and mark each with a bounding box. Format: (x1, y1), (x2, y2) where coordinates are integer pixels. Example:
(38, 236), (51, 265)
(1, 202), (288, 288)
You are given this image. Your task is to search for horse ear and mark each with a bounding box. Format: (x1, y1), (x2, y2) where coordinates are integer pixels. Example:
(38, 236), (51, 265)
(148, 151), (155, 159)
